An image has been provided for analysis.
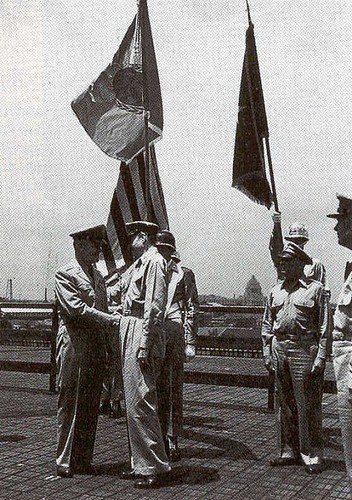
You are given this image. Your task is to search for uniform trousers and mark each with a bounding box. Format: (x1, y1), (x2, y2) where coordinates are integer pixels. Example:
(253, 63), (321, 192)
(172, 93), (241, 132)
(332, 340), (352, 482)
(118, 316), (170, 476)
(157, 320), (185, 442)
(56, 325), (104, 468)
(272, 336), (324, 465)
(100, 342), (123, 405)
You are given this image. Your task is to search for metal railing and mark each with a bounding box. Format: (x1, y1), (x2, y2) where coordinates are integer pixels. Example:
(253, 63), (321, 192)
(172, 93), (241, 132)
(0, 301), (57, 393)
(0, 302), (336, 411)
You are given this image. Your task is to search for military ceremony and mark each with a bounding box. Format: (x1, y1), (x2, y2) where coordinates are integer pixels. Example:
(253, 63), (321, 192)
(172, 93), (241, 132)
(1, 0), (352, 498)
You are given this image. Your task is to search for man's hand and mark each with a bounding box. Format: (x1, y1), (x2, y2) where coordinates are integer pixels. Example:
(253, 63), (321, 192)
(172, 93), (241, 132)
(109, 311), (122, 327)
(185, 344), (196, 363)
(137, 347), (150, 368)
(272, 211), (281, 225)
(311, 358), (325, 377)
(264, 355), (275, 374)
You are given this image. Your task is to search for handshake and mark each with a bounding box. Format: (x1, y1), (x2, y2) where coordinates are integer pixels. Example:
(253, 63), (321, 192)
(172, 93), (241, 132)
(108, 310), (122, 327)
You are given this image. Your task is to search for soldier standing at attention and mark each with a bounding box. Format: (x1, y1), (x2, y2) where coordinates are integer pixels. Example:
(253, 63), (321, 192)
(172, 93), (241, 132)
(155, 231), (199, 462)
(327, 194), (352, 488)
(55, 225), (120, 478)
(262, 242), (330, 474)
(118, 221), (171, 489)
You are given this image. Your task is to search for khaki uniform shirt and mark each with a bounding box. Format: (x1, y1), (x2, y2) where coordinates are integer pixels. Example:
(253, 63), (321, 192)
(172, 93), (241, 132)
(332, 271), (352, 341)
(122, 246), (168, 353)
(262, 278), (329, 361)
(165, 262), (199, 345)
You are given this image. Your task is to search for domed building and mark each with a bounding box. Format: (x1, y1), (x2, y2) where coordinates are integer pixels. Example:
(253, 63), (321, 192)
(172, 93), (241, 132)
(243, 275), (265, 306)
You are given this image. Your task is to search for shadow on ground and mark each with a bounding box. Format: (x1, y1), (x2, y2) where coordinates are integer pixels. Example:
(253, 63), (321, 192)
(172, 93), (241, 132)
(183, 428), (257, 461)
(97, 462), (220, 487)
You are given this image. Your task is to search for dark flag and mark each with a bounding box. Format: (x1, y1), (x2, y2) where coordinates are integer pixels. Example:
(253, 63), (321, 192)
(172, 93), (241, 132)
(232, 20), (273, 208)
(106, 145), (169, 269)
(71, 0), (162, 162)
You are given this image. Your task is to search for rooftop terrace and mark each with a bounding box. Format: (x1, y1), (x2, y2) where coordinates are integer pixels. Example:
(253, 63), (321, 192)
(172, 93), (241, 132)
(0, 354), (350, 500)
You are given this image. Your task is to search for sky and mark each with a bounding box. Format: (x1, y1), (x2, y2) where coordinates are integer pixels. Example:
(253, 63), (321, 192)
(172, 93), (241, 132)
(0, 0), (352, 301)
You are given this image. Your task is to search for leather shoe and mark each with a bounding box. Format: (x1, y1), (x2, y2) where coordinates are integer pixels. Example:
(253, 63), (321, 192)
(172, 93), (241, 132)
(305, 463), (324, 474)
(270, 457), (301, 467)
(74, 464), (99, 475)
(119, 469), (135, 480)
(56, 466), (73, 478)
(134, 472), (170, 489)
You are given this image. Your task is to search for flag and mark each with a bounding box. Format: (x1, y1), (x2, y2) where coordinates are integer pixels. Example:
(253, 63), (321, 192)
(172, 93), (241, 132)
(71, 0), (162, 163)
(106, 145), (169, 269)
(232, 21), (272, 208)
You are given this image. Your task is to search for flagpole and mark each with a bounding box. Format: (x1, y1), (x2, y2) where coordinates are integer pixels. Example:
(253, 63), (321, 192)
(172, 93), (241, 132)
(144, 111), (152, 221)
(140, 0), (152, 222)
(265, 138), (279, 212)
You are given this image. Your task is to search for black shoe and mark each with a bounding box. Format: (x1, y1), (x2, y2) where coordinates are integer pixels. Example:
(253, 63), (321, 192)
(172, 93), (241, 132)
(98, 401), (111, 415)
(119, 469), (135, 480)
(270, 457), (301, 467)
(74, 464), (99, 475)
(109, 401), (123, 419)
(134, 472), (170, 489)
(56, 466), (73, 478)
(305, 463), (324, 475)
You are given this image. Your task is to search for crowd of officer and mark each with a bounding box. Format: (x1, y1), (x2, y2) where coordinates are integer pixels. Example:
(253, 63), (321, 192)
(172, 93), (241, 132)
(54, 193), (352, 489)
(54, 221), (198, 488)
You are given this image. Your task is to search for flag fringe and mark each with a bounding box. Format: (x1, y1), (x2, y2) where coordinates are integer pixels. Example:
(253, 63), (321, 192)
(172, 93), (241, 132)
(233, 183), (271, 208)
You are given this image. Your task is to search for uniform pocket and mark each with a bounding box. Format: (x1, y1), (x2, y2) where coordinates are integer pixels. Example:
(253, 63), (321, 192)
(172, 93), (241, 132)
(294, 299), (314, 310)
(271, 299), (284, 316)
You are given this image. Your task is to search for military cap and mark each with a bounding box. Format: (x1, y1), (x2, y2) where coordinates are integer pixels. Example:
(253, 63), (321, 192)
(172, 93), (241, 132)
(69, 224), (107, 241)
(155, 230), (176, 251)
(279, 242), (312, 265)
(327, 194), (352, 219)
(125, 220), (159, 236)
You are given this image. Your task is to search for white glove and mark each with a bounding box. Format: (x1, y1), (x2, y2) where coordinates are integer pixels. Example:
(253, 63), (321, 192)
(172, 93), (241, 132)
(185, 344), (196, 363)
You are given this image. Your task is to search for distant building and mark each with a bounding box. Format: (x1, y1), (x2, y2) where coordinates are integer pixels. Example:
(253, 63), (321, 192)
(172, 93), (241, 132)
(198, 294), (235, 306)
(199, 275), (265, 307)
(237, 275), (265, 306)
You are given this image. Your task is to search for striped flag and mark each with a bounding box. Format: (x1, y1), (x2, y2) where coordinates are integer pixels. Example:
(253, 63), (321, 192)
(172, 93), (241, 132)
(104, 145), (169, 271)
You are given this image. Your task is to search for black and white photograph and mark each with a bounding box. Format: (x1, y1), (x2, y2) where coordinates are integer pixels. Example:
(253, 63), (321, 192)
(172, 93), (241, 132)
(1, 0), (352, 497)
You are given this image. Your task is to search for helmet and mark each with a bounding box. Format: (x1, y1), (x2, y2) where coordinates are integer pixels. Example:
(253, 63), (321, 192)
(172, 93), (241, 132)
(285, 222), (309, 242)
(155, 230), (176, 251)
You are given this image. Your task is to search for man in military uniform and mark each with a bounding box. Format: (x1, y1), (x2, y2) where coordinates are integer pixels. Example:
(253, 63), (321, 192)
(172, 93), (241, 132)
(262, 242), (330, 474)
(55, 225), (120, 478)
(118, 221), (170, 489)
(270, 213), (326, 284)
(327, 194), (352, 486)
(155, 231), (199, 462)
